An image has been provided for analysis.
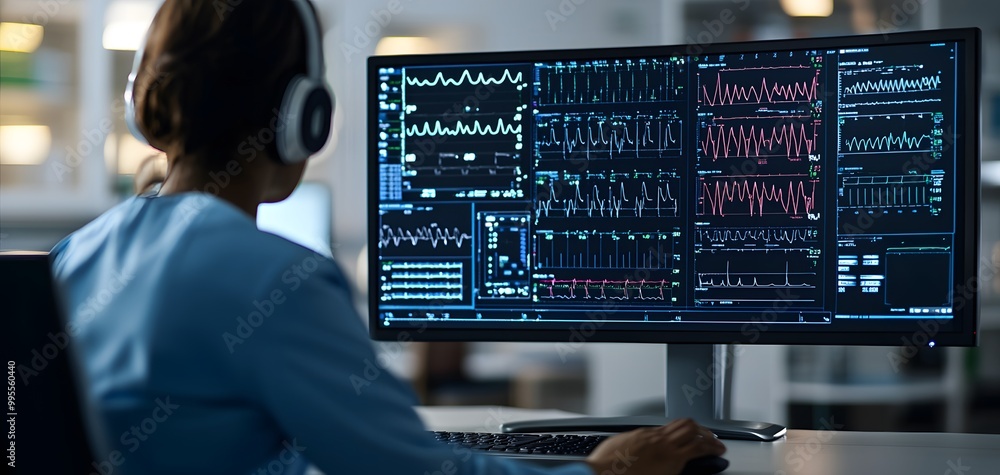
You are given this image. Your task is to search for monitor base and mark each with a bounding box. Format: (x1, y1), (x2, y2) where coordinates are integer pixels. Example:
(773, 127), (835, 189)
(503, 344), (786, 442)
(501, 416), (786, 441)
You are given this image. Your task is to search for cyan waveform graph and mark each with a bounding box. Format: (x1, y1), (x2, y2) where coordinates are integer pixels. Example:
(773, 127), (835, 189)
(537, 229), (679, 270)
(535, 171), (680, 220)
(405, 68), (524, 87)
(399, 64), (530, 199)
(699, 119), (819, 160)
(536, 112), (683, 161)
(536, 58), (683, 105)
(406, 118), (522, 137)
(838, 112), (941, 155)
(843, 74), (941, 95)
(840, 63), (942, 96)
(837, 60), (949, 109)
(695, 226), (818, 246)
(698, 66), (821, 106)
(697, 175), (819, 218)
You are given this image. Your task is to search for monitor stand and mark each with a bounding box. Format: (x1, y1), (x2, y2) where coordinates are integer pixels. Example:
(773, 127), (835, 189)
(501, 344), (787, 441)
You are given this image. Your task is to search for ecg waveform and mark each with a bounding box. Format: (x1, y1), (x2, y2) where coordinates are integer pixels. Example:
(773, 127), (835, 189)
(839, 112), (940, 154)
(699, 67), (820, 106)
(698, 176), (818, 217)
(839, 98), (942, 109)
(843, 131), (933, 153)
(406, 118), (521, 137)
(380, 225), (473, 249)
(538, 230), (676, 269)
(405, 68), (524, 87)
(840, 175), (937, 209)
(842, 75), (942, 95)
(538, 277), (674, 301)
(536, 174), (680, 219)
(537, 115), (682, 160)
(696, 227), (818, 245)
(407, 152), (520, 174)
(700, 122), (818, 160)
(537, 59), (682, 105)
(696, 261), (815, 289)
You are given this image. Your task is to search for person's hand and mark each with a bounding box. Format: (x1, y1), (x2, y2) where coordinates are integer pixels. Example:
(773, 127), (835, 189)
(585, 419), (726, 475)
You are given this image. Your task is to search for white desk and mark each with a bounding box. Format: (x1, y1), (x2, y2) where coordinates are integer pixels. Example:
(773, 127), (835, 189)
(417, 406), (1000, 475)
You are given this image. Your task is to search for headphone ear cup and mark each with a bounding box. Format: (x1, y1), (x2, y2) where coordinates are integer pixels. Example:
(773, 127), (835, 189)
(276, 75), (334, 164)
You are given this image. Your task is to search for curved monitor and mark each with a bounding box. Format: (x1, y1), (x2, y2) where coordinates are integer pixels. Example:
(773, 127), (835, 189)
(367, 28), (981, 346)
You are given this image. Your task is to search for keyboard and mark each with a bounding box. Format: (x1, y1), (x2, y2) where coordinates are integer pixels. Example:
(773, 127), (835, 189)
(431, 431), (607, 456)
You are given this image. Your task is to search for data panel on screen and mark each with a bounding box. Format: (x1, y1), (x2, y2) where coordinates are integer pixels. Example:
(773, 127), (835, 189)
(373, 38), (965, 332)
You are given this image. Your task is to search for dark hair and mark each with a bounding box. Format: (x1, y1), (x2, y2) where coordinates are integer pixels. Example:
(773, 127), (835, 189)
(132, 0), (310, 164)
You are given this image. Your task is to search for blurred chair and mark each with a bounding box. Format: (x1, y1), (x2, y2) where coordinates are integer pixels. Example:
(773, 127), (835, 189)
(2, 252), (96, 473)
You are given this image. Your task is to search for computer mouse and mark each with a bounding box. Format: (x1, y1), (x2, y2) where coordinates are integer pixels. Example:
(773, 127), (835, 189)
(679, 455), (729, 475)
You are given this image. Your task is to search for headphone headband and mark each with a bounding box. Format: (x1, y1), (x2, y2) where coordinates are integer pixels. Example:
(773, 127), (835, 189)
(289, 0), (324, 80)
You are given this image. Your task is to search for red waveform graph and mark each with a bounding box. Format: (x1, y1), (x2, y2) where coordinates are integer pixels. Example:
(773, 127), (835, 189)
(699, 67), (820, 106)
(699, 176), (819, 217)
(701, 122), (818, 160)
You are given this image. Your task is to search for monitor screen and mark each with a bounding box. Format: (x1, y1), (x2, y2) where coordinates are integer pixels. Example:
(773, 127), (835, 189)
(368, 29), (981, 346)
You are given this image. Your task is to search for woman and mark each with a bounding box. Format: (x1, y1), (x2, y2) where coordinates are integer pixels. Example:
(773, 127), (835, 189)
(51, 1), (726, 474)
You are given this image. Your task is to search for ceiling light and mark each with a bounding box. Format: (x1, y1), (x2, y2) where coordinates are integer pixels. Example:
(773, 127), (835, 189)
(780, 0), (834, 17)
(0, 22), (44, 53)
(375, 36), (439, 56)
(0, 125), (52, 165)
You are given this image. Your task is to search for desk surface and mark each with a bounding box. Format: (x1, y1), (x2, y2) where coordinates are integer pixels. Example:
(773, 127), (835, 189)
(417, 406), (1000, 475)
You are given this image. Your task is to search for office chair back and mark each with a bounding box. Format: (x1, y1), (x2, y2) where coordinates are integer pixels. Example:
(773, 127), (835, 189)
(1, 251), (95, 473)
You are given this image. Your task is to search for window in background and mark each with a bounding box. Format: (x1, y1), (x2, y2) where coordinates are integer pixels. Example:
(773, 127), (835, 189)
(0, 20), (78, 190)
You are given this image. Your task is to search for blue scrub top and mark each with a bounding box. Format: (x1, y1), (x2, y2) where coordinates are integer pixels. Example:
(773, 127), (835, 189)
(51, 192), (592, 475)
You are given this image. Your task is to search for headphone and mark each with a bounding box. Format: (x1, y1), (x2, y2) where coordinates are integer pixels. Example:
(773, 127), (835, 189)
(124, 0), (335, 164)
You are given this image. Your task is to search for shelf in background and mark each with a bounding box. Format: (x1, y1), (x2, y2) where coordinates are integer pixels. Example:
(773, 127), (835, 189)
(786, 378), (957, 404)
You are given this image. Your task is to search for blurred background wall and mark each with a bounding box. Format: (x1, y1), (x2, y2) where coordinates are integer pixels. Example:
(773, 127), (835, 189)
(2, 0), (999, 433)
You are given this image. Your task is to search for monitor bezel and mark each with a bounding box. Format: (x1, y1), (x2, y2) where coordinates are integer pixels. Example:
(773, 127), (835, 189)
(366, 28), (981, 346)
